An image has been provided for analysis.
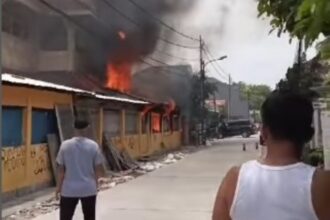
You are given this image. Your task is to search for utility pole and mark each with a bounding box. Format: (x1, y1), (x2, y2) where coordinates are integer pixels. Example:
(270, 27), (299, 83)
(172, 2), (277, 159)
(199, 35), (206, 145)
(227, 74), (232, 120)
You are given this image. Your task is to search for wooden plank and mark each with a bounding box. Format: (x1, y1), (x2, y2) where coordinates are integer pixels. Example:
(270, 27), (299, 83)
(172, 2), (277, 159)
(55, 104), (74, 142)
(103, 134), (121, 171)
(47, 134), (60, 185)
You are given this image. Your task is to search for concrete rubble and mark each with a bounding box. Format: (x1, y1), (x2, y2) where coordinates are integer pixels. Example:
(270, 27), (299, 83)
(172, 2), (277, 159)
(3, 150), (192, 220)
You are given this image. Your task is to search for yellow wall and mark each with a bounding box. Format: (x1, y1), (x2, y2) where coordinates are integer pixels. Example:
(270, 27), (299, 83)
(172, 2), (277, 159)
(112, 132), (182, 159)
(2, 145), (53, 192)
(2, 85), (72, 193)
(2, 85), (182, 195)
(108, 110), (183, 158)
(3, 85), (72, 108)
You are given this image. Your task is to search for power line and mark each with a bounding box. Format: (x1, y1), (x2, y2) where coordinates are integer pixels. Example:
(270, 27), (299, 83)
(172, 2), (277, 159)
(146, 57), (171, 66)
(100, 0), (199, 50)
(77, 0), (199, 61)
(38, 0), (192, 81)
(73, 0), (120, 36)
(74, 0), (198, 63)
(126, 0), (199, 42)
(154, 49), (199, 62)
(203, 44), (227, 73)
(41, 0), (196, 66)
(203, 44), (229, 77)
(202, 49), (228, 81)
(38, 0), (102, 39)
(140, 58), (195, 79)
(203, 49), (229, 81)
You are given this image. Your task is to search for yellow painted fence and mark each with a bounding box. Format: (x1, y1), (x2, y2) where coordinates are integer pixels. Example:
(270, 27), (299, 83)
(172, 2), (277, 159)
(2, 85), (183, 196)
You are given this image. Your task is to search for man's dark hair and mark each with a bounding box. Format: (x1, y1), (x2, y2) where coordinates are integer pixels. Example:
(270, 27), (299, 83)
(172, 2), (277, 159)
(74, 119), (89, 130)
(261, 91), (314, 148)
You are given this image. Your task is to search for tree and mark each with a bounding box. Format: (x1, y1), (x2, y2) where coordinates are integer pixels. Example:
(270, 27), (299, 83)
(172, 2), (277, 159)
(276, 56), (327, 98)
(258, 0), (330, 59)
(239, 82), (272, 110)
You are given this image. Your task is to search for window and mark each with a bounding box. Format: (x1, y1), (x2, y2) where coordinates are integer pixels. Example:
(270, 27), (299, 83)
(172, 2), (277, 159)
(126, 111), (138, 135)
(2, 6), (30, 40)
(104, 110), (120, 136)
(32, 109), (58, 144)
(2, 107), (24, 147)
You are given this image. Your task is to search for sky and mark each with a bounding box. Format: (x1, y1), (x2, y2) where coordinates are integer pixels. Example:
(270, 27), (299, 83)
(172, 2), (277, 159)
(152, 0), (317, 88)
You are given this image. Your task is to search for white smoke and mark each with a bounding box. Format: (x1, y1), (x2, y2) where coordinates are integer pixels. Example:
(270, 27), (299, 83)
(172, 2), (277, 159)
(149, 0), (299, 88)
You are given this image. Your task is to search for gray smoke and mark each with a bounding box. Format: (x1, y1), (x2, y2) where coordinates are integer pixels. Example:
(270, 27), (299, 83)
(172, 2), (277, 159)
(83, 0), (198, 77)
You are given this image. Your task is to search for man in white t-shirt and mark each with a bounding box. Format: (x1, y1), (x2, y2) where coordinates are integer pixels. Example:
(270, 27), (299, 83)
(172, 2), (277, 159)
(56, 119), (104, 220)
(212, 92), (330, 220)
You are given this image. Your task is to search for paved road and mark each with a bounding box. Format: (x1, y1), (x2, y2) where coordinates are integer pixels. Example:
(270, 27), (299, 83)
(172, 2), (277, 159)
(34, 138), (259, 220)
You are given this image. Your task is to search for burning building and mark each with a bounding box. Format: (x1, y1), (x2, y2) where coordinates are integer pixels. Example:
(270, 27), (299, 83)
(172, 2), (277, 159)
(1, 0), (197, 201)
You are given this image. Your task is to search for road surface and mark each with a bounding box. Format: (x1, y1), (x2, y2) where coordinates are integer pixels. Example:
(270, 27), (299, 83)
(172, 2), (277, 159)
(33, 137), (259, 220)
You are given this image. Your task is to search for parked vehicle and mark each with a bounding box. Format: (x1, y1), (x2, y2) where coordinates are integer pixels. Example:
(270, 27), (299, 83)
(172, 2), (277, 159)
(218, 119), (257, 138)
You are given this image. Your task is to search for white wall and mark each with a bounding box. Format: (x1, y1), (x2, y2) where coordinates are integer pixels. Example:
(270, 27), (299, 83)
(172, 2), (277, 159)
(38, 51), (74, 72)
(2, 32), (38, 72)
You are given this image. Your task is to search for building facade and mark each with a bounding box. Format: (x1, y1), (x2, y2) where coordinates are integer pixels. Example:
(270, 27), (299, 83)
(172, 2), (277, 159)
(1, 1), (183, 201)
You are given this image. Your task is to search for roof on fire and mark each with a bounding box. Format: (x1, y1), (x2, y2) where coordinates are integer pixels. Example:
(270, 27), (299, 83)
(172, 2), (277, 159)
(2, 73), (149, 105)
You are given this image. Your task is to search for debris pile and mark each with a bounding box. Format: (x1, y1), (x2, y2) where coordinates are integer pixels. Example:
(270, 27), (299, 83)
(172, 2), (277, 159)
(139, 152), (185, 171)
(4, 148), (193, 220)
(102, 133), (139, 172)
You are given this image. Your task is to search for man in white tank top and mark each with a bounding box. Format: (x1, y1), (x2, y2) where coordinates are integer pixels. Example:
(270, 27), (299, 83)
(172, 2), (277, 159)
(212, 91), (330, 220)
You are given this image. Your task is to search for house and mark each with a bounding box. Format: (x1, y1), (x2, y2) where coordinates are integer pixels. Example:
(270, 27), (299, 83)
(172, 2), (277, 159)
(1, 1), (183, 201)
(133, 65), (193, 145)
(2, 73), (183, 201)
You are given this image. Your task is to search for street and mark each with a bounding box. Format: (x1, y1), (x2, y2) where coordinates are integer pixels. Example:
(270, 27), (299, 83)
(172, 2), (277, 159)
(2, 0), (329, 219)
(33, 137), (259, 220)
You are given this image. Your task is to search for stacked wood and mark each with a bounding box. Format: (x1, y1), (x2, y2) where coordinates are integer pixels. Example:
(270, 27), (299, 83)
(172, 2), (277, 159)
(102, 133), (139, 172)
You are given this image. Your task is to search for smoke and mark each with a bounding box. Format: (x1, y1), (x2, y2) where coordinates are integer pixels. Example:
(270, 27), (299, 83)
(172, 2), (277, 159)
(82, 0), (198, 77)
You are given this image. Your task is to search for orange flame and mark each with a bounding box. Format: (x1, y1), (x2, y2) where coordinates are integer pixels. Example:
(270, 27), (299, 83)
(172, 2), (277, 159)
(152, 113), (161, 133)
(106, 62), (132, 93)
(118, 31), (126, 40)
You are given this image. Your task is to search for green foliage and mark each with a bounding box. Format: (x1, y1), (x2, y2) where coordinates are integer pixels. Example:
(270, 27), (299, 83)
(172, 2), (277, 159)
(258, 0), (303, 37)
(317, 37), (330, 59)
(303, 148), (324, 167)
(277, 61), (323, 98)
(239, 82), (272, 110)
(258, 0), (330, 59)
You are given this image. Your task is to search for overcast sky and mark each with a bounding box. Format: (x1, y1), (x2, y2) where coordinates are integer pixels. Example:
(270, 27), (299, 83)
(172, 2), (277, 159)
(153, 0), (317, 88)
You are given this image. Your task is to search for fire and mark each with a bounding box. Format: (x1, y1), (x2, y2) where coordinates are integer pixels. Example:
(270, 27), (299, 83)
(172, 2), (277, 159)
(118, 31), (126, 40)
(106, 62), (132, 93)
(152, 113), (161, 133)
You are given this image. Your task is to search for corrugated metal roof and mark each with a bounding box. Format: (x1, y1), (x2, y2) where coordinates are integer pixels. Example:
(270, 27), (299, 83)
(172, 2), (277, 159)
(2, 73), (89, 94)
(2, 73), (149, 105)
(94, 94), (148, 105)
